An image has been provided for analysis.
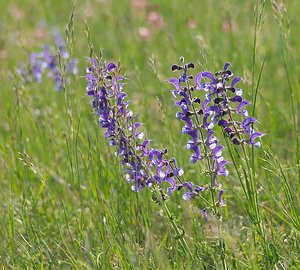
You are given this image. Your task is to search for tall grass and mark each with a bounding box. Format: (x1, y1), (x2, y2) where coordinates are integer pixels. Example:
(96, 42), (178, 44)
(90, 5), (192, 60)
(0, 0), (299, 269)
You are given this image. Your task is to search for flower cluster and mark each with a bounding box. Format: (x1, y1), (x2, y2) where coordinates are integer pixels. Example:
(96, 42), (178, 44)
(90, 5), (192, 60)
(86, 57), (192, 197)
(195, 63), (263, 148)
(17, 31), (77, 90)
(168, 58), (263, 201)
(86, 55), (262, 213)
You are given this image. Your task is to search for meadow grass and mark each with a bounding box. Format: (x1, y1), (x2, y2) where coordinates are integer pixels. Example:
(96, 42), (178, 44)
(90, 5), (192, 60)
(0, 0), (299, 269)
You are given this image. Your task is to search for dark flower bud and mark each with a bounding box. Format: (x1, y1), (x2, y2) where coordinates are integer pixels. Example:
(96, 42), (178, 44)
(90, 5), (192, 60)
(232, 138), (241, 145)
(230, 96), (242, 102)
(218, 119), (228, 127)
(171, 64), (179, 71)
(187, 63), (195, 69)
(177, 184), (183, 190)
(192, 97), (201, 103)
(224, 70), (232, 76)
(197, 109), (204, 115)
(214, 97), (223, 104)
(167, 172), (174, 177)
(186, 111), (194, 117)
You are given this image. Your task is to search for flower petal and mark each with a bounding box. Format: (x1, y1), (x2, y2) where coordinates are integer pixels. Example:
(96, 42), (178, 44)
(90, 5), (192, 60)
(195, 72), (203, 89)
(168, 77), (181, 90)
(249, 132), (263, 143)
(224, 62), (231, 71)
(237, 100), (250, 113)
(107, 62), (116, 72)
(231, 76), (241, 88)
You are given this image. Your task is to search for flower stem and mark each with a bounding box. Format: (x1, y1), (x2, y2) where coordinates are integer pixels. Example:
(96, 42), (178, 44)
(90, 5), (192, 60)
(163, 202), (193, 258)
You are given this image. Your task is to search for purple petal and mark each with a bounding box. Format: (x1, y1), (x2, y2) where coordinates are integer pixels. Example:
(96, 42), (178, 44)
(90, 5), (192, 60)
(165, 177), (177, 195)
(171, 90), (178, 98)
(117, 92), (127, 105)
(107, 62), (116, 72)
(182, 116), (193, 129)
(231, 76), (241, 88)
(235, 88), (243, 96)
(241, 117), (256, 128)
(242, 110), (249, 117)
(218, 119), (228, 127)
(190, 154), (201, 163)
(202, 208), (208, 220)
(253, 141), (261, 148)
(195, 186), (204, 193)
(237, 100), (250, 113)
(168, 77), (181, 91)
(183, 181), (193, 192)
(202, 72), (216, 82)
(224, 62), (231, 71)
(212, 174), (217, 186)
(149, 149), (162, 166)
(230, 96), (242, 102)
(217, 160), (228, 175)
(203, 113), (212, 129)
(218, 190), (226, 205)
(232, 138), (240, 145)
(202, 98), (210, 112)
(213, 145), (223, 158)
(183, 192), (195, 201)
(209, 105), (221, 113)
(186, 128), (198, 141)
(195, 72), (203, 89)
(142, 140), (150, 154)
(176, 111), (183, 119)
(207, 129), (215, 142)
(249, 132), (263, 143)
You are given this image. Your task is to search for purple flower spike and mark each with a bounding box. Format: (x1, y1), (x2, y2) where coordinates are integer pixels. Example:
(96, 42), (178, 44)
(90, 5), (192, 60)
(167, 59), (263, 208)
(19, 30), (77, 90)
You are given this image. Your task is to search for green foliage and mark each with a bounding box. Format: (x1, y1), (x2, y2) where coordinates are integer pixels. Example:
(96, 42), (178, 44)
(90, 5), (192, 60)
(0, 0), (299, 268)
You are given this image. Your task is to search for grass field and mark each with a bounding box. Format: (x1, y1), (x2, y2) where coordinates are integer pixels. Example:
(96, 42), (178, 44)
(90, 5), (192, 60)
(0, 0), (300, 269)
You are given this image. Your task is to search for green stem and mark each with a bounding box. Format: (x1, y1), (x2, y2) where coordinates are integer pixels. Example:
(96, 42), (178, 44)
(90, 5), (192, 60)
(163, 202), (193, 258)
